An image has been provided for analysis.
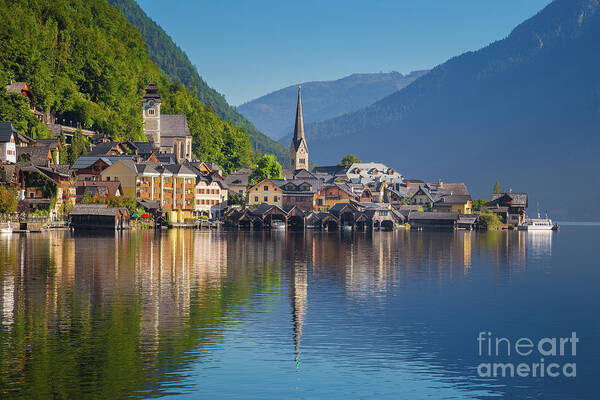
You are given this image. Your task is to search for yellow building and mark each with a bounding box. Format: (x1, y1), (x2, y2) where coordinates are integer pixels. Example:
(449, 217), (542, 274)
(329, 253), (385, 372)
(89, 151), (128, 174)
(313, 183), (357, 212)
(247, 179), (283, 207)
(100, 161), (199, 220)
(432, 195), (472, 214)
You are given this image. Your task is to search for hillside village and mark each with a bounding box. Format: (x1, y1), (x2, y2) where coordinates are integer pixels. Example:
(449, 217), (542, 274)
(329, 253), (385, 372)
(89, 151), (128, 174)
(0, 81), (528, 231)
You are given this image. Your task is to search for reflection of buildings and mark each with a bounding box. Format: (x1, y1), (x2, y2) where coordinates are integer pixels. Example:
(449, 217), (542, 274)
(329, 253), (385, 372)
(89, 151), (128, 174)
(290, 262), (307, 368)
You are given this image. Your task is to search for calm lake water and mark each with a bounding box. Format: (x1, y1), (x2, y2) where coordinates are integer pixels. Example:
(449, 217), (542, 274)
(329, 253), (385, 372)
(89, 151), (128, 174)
(0, 227), (598, 399)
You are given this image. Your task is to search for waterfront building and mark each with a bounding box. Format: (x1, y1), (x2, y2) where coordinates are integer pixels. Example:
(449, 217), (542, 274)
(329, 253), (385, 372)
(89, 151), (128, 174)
(433, 194), (473, 214)
(313, 183), (358, 212)
(410, 186), (435, 208)
(75, 181), (123, 201)
(247, 179), (284, 207)
(193, 175), (228, 218)
(483, 191), (528, 225)
(69, 204), (129, 230)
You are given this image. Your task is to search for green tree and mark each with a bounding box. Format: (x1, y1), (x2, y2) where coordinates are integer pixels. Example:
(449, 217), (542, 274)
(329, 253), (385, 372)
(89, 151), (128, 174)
(338, 154), (361, 166)
(0, 184), (18, 214)
(249, 154), (282, 185)
(493, 181), (502, 194)
(472, 198), (488, 212)
(65, 128), (89, 165)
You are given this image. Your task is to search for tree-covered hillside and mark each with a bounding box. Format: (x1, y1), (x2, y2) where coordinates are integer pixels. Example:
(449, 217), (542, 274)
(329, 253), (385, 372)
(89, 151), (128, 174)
(106, 0), (288, 165)
(0, 0), (253, 173)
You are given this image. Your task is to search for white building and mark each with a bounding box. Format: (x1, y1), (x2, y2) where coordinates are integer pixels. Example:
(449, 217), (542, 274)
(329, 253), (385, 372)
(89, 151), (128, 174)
(0, 123), (18, 164)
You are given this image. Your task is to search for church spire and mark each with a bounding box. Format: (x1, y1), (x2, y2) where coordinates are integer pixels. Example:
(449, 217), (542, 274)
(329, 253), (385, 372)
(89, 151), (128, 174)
(293, 84), (305, 149)
(290, 84), (309, 170)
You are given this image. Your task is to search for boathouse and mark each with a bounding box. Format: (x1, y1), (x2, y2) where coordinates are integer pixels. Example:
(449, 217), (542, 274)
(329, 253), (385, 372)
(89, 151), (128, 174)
(69, 204), (130, 230)
(408, 211), (458, 229)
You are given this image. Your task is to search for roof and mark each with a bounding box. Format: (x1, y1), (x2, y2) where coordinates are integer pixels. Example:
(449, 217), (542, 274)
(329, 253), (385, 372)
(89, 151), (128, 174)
(0, 122), (18, 142)
(143, 81), (162, 103)
(5, 82), (29, 94)
(408, 211), (458, 221)
(76, 181), (122, 197)
(434, 194), (472, 205)
(72, 155), (133, 170)
(17, 146), (51, 165)
(312, 165), (346, 175)
(490, 192), (528, 208)
(155, 153), (177, 163)
(251, 204), (287, 216)
(132, 142), (153, 155)
(457, 214), (480, 224)
(35, 138), (61, 150)
(386, 187), (409, 199)
(137, 199), (160, 210)
(88, 142), (121, 156)
(160, 115), (191, 138)
(224, 168), (252, 186)
(70, 204), (123, 216)
(414, 186), (435, 202)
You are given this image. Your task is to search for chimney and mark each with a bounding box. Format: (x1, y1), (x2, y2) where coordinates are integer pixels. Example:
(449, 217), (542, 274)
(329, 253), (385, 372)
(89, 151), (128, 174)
(438, 178), (443, 188)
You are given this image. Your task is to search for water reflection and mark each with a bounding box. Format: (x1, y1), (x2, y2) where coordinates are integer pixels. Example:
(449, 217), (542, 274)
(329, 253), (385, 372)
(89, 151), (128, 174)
(0, 228), (588, 400)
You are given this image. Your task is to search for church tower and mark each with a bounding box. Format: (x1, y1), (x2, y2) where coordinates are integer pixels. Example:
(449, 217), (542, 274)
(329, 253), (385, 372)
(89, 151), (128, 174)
(142, 81), (162, 149)
(290, 85), (309, 171)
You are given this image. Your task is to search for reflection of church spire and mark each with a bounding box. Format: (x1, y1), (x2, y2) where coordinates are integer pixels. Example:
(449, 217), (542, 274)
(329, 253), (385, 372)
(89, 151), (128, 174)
(290, 263), (307, 369)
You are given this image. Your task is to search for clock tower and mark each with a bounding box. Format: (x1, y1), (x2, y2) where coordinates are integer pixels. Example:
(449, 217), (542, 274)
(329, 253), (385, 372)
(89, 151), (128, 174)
(142, 81), (162, 149)
(290, 85), (309, 171)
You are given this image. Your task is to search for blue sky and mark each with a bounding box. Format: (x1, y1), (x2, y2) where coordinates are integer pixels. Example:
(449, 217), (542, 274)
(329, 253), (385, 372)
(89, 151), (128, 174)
(138, 0), (552, 106)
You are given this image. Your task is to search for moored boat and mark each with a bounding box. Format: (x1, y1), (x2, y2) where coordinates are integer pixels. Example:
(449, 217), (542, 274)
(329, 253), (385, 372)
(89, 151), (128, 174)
(518, 213), (558, 231)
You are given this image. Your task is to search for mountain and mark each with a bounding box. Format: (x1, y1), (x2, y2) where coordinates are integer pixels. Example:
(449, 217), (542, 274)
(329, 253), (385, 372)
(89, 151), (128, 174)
(304, 0), (600, 220)
(0, 0), (253, 173)
(238, 71), (428, 140)
(106, 0), (288, 164)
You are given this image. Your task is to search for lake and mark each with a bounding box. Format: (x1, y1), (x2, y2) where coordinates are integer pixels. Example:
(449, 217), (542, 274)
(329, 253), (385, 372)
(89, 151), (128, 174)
(0, 227), (598, 399)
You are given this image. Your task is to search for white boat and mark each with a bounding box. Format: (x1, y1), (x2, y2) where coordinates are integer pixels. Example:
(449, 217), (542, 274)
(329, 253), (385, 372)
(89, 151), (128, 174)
(271, 221), (286, 230)
(518, 213), (557, 231)
(0, 222), (12, 234)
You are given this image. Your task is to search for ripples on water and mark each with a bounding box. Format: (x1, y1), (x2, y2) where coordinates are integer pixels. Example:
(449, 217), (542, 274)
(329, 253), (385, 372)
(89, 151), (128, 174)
(0, 227), (598, 399)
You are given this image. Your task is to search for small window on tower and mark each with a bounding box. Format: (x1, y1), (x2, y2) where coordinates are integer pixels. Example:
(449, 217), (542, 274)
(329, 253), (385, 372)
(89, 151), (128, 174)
(148, 109), (155, 116)
(300, 159), (305, 164)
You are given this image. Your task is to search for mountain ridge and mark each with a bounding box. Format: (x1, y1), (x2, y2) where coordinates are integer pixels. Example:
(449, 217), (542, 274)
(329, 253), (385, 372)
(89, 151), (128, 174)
(238, 70), (428, 140)
(304, 0), (600, 219)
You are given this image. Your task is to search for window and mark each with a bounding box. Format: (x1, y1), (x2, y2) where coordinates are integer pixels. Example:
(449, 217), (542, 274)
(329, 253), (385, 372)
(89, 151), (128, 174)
(148, 109), (155, 116)
(300, 158), (305, 164)
(264, 186), (269, 191)
(106, 177), (110, 181)
(254, 196), (258, 202)
(274, 196), (279, 202)
(318, 199), (323, 206)
(264, 196), (268, 202)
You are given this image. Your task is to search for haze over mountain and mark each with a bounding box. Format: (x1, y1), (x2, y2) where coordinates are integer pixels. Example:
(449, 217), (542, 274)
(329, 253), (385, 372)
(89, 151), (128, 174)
(303, 0), (600, 220)
(238, 71), (428, 140)
(107, 0), (288, 163)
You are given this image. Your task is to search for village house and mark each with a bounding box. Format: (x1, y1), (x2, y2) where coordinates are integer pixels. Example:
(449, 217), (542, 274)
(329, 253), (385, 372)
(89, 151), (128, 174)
(313, 183), (358, 212)
(410, 186), (435, 209)
(76, 181), (122, 202)
(432, 194), (473, 214)
(224, 167), (251, 195)
(280, 179), (322, 212)
(72, 155), (134, 181)
(0, 123), (18, 163)
(247, 179), (284, 207)
(17, 164), (76, 217)
(193, 174), (228, 218)
(483, 191), (528, 225)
